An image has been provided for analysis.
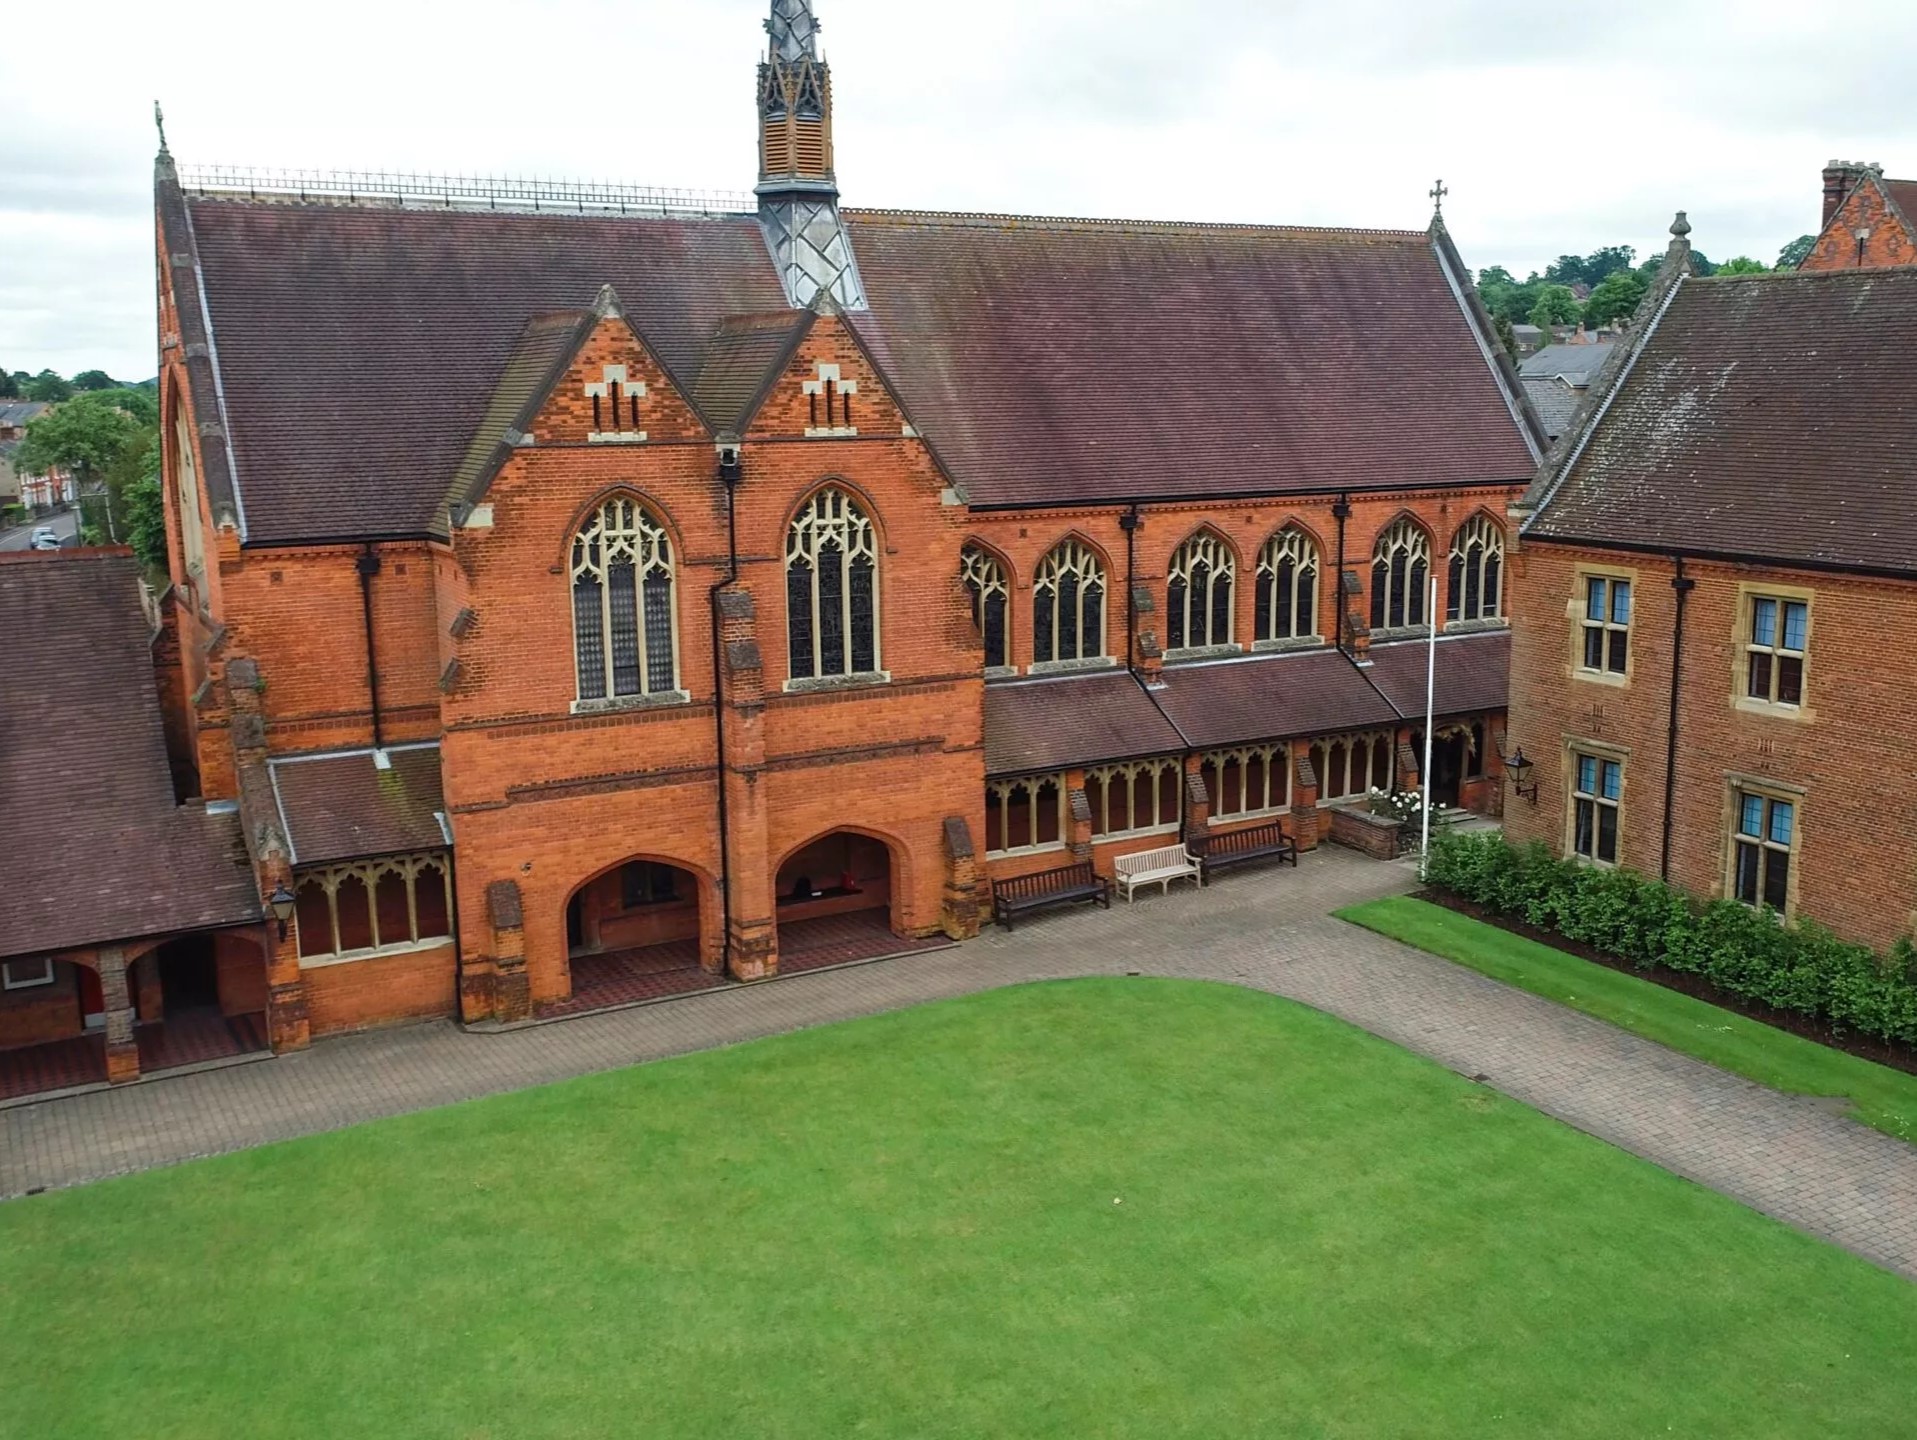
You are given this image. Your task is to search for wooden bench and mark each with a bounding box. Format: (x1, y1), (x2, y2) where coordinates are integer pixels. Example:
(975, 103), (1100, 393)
(992, 862), (1111, 932)
(1194, 822), (1299, 882)
(1112, 844), (1204, 903)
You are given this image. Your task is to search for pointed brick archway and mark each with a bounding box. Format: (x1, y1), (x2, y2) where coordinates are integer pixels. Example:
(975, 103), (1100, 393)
(771, 827), (950, 977)
(546, 856), (726, 1017)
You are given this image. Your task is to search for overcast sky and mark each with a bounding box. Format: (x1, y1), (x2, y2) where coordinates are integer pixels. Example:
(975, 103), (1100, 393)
(4, 0), (1914, 381)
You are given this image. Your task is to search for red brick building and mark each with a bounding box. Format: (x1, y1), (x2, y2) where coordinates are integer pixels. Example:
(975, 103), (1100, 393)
(1801, 162), (1917, 272)
(7, 0), (1543, 1075)
(1507, 221), (1917, 953)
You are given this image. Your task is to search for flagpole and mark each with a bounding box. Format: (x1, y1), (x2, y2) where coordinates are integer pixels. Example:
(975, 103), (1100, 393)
(1419, 576), (1437, 879)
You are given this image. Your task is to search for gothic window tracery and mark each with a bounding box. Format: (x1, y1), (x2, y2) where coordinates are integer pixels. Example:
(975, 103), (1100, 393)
(1166, 532), (1235, 651)
(1446, 515), (1505, 624)
(1033, 541), (1107, 665)
(1370, 518), (1432, 631)
(572, 498), (678, 704)
(1255, 527), (1319, 643)
(787, 487), (880, 680)
(961, 545), (1010, 670)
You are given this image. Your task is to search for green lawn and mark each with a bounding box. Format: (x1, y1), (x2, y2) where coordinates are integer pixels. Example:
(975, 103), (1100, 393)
(4, 980), (1914, 1439)
(1340, 896), (1917, 1143)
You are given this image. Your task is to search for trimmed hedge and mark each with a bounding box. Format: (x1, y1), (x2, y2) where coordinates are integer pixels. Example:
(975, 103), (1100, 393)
(1426, 833), (1917, 1048)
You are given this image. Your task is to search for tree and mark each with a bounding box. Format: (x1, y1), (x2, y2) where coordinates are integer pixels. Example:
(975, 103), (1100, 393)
(14, 389), (159, 544)
(72, 369), (119, 392)
(1713, 257), (1770, 277)
(1528, 284), (1582, 331)
(25, 370), (73, 403)
(1582, 268), (1650, 328)
(1494, 314), (1519, 358)
(0, 369), (17, 400)
(1777, 234), (1817, 270)
(124, 436), (169, 573)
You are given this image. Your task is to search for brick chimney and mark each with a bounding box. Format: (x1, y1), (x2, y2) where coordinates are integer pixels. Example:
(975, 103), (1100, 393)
(1823, 160), (1882, 230)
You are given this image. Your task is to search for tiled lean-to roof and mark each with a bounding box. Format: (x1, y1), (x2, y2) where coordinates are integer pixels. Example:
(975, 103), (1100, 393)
(982, 631), (1511, 777)
(1526, 269), (1917, 575)
(268, 745), (448, 866)
(0, 552), (261, 960)
(168, 180), (1540, 544)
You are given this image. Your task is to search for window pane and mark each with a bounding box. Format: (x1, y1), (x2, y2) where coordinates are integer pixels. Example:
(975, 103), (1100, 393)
(1082, 584), (1104, 660)
(1738, 794), (1765, 838)
(1577, 755), (1598, 794)
(1783, 602), (1808, 652)
(1298, 566), (1316, 636)
(787, 560), (815, 679)
(1584, 627), (1605, 671)
(414, 864), (451, 941)
(643, 572), (675, 694)
(1167, 576), (1189, 650)
(1607, 631), (1628, 674)
(1768, 800), (1795, 847)
(1734, 843), (1760, 905)
(1778, 657), (1803, 706)
(1751, 598), (1778, 647)
(849, 556), (877, 673)
(1575, 799), (1595, 858)
(1611, 582), (1632, 625)
(1483, 554), (1502, 617)
(1601, 762), (1622, 802)
(1763, 851), (1791, 911)
(1748, 651), (1773, 701)
(1256, 573), (1276, 641)
(817, 539), (846, 676)
(608, 563), (641, 697)
(983, 592), (1007, 669)
(1586, 578), (1607, 622)
(1597, 806), (1619, 865)
(1209, 572), (1233, 646)
(1034, 588), (1056, 664)
(1447, 553), (1464, 622)
(1058, 573), (1081, 659)
(574, 577), (607, 700)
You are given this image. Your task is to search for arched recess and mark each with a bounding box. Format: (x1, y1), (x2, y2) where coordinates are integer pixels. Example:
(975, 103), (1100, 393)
(551, 853), (721, 1015)
(772, 825), (914, 972)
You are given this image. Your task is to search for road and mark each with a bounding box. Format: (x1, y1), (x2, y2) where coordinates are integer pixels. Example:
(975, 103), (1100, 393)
(0, 509), (78, 553)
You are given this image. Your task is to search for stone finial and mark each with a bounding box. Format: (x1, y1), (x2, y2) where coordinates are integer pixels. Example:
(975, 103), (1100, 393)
(592, 284), (624, 320)
(154, 101), (169, 156)
(1670, 211), (1692, 239)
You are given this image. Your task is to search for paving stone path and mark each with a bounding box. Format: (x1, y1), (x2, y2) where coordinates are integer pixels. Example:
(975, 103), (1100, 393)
(6, 848), (1916, 1282)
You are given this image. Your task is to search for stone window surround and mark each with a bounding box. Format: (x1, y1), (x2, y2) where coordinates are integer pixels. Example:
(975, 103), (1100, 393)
(1572, 563), (1638, 689)
(1564, 737), (1630, 870)
(1733, 581), (1816, 721)
(1723, 773), (1807, 917)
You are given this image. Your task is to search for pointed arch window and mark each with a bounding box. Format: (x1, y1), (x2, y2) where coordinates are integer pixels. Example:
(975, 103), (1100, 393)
(1370, 518), (1432, 631)
(1447, 515), (1505, 624)
(787, 487), (880, 681)
(1033, 541), (1107, 666)
(1255, 527), (1320, 643)
(961, 545), (1010, 670)
(1166, 532), (1235, 651)
(572, 498), (678, 704)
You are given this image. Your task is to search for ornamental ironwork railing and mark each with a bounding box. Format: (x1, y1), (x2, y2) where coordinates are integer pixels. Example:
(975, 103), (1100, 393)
(177, 166), (756, 218)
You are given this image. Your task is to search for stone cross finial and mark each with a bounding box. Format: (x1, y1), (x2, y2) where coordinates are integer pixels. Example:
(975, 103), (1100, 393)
(155, 100), (169, 156)
(1430, 179), (1449, 216)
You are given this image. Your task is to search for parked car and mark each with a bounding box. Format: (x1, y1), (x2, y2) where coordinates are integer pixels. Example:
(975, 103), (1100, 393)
(30, 526), (61, 551)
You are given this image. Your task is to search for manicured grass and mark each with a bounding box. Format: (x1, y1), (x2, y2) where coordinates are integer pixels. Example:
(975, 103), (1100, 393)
(1340, 895), (1917, 1142)
(4, 980), (1915, 1439)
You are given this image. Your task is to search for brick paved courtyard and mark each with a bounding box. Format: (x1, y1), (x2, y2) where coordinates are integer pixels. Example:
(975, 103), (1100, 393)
(5, 846), (1916, 1282)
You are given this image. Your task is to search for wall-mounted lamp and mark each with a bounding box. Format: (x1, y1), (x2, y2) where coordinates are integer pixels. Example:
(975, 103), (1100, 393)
(1506, 748), (1539, 806)
(268, 883), (297, 939)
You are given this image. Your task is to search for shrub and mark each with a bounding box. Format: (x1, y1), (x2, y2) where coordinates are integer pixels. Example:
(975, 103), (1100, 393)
(1424, 833), (1917, 1048)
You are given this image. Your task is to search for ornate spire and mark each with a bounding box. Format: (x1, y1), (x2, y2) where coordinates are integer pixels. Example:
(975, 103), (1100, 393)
(154, 100), (170, 156)
(756, 0), (865, 310)
(766, 0), (821, 63)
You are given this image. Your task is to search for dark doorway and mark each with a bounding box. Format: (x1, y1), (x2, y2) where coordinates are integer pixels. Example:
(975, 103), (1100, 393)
(158, 937), (221, 1013)
(1430, 733), (1468, 809)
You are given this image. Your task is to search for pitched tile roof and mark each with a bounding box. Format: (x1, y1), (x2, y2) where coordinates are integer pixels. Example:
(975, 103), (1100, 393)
(448, 309), (596, 515)
(1526, 269), (1917, 574)
(1360, 632), (1510, 719)
(0, 552), (261, 960)
(268, 745), (448, 866)
(1518, 342), (1615, 383)
(0, 402), (49, 429)
(1151, 647), (1400, 749)
(845, 212), (1540, 507)
(178, 199), (788, 544)
(692, 311), (814, 435)
(983, 670), (1184, 777)
(1881, 179), (1917, 232)
(1521, 376), (1583, 443)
